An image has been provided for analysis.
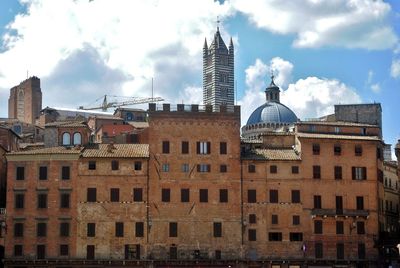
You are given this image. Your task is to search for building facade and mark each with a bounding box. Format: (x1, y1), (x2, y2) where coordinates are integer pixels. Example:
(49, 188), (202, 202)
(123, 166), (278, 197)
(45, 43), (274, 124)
(8, 77), (42, 125)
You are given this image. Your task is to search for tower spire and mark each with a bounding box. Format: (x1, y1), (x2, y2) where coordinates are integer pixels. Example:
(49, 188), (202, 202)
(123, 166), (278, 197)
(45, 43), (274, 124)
(216, 16), (220, 32)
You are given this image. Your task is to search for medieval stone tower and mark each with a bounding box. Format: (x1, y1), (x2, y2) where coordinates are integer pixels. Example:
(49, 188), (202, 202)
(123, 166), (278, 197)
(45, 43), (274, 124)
(203, 27), (234, 107)
(8, 76), (42, 125)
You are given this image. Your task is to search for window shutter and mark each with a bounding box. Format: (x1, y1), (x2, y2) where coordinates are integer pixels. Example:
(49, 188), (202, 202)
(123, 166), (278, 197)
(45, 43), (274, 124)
(352, 167), (356, 180)
(363, 167), (367, 180)
(207, 142), (211, 154)
(196, 142), (200, 154)
(207, 164), (211, 172)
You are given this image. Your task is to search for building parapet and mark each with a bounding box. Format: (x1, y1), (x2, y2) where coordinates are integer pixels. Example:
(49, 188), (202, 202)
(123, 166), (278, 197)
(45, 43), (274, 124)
(148, 103), (240, 115)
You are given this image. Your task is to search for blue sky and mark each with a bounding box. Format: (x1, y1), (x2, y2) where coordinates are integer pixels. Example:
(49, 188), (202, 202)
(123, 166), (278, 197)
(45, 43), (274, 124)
(0, 0), (399, 150)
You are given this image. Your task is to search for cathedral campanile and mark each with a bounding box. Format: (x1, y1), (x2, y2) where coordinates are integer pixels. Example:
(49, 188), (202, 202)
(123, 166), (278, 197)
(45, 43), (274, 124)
(203, 27), (234, 107)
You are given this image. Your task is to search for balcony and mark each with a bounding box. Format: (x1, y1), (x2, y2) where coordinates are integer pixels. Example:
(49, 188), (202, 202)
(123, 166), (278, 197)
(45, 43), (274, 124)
(311, 208), (369, 218)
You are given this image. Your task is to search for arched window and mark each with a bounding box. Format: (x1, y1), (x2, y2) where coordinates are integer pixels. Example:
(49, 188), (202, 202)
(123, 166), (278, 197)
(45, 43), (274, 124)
(73, 132), (82, 145)
(62, 133), (71, 146)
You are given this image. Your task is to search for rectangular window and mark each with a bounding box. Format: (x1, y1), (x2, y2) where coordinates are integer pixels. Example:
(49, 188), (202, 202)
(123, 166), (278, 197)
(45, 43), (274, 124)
(248, 164), (256, 173)
(357, 221), (365, 234)
(111, 160), (119, 170)
(336, 221), (344, 234)
(356, 196), (364, 210)
(115, 222), (124, 237)
(199, 189), (208, 202)
(87, 188), (97, 202)
(249, 214), (256, 224)
(39, 166), (47, 180)
(37, 245), (46, 259)
(268, 232), (282, 241)
(355, 145), (363, 156)
(162, 141), (170, 154)
(248, 229), (257, 241)
(291, 190), (300, 203)
(352, 167), (367, 180)
(169, 222), (178, 237)
(220, 142), (227, 154)
(15, 193), (24, 209)
(197, 164), (211, 172)
(293, 215), (300, 225)
(248, 189), (257, 203)
(334, 145), (341, 156)
(87, 223), (95, 237)
(314, 195), (322, 209)
(270, 165), (277, 174)
(61, 166), (70, 180)
(60, 244), (69, 256)
(315, 243), (323, 259)
(313, 165), (321, 179)
(312, 144), (320, 155)
(133, 188), (143, 202)
(289, 232), (303, 241)
(135, 222), (144, 237)
(162, 188), (170, 202)
(16, 166), (25, 180)
(334, 166), (342, 180)
(162, 163), (170, 172)
(213, 222), (222, 237)
(314, 220), (323, 234)
(336, 196), (343, 214)
(271, 214), (278, 224)
(270, 189), (278, 203)
(170, 246), (177, 259)
(181, 163), (189, 173)
(60, 222), (70, 237)
(215, 250), (221, 260)
(181, 188), (190, 202)
(181, 141), (189, 154)
(88, 161), (96, 170)
(37, 193), (47, 209)
(292, 166), (299, 174)
(14, 223), (23, 237)
(134, 161), (142, 171)
(197, 141), (210, 154)
(110, 188), (120, 202)
(87, 245), (95, 260)
(358, 243), (366, 259)
(220, 164), (227, 173)
(219, 189), (228, 203)
(14, 245), (23, 256)
(37, 222), (47, 237)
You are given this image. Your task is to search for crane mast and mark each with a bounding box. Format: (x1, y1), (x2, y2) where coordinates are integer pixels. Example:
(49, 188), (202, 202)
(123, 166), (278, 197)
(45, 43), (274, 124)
(78, 95), (164, 111)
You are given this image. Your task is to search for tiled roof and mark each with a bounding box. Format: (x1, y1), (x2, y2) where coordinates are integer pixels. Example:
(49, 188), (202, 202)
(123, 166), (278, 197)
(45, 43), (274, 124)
(82, 144), (149, 158)
(97, 124), (135, 136)
(298, 121), (378, 127)
(127, 122), (149, 128)
(297, 133), (380, 141)
(45, 121), (88, 128)
(243, 148), (301, 160)
(384, 161), (398, 168)
(241, 138), (262, 144)
(7, 146), (82, 155)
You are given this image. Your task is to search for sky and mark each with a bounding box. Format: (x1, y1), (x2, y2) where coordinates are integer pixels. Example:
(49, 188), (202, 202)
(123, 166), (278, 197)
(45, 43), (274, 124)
(0, 0), (399, 151)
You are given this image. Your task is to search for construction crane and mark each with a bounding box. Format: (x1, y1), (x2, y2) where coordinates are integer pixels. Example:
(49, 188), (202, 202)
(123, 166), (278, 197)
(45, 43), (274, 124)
(78, 95), (164, 112)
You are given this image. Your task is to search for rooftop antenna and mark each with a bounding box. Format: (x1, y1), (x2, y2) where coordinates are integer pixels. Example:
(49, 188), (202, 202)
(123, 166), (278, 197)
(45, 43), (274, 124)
(151, 77), (154, 99)
(216, 16), (220, 31)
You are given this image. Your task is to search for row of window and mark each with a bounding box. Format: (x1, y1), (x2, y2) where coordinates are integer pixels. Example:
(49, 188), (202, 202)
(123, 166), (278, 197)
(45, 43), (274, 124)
(62, 132), (82, 146)
(14, 222), (70, 238)
(14, 192), (70, 209)
(313, 220), (366, 235)
(162, 141), (228, 155)
(247, 164), (367, 180)
(313, 195), (365, 210)
(86, 188), (228, 203)
(312, 144), (364, 156)
(314, 242), (366, 260)
(13, 244), (70, 258)
(160, 163), (229, 173)
(16, 166), (71, 181)
(88, 160), (142, 171)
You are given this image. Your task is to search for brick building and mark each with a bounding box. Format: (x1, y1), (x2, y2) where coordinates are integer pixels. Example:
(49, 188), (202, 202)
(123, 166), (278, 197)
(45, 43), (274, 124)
(8, 77), (42, 125)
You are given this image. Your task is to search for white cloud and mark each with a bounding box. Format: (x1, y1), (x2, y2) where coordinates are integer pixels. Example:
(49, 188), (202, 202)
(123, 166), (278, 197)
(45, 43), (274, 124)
(239, 58), (362, 125)
(178, 86), (203, 105)
(367, 70), (374, 84)
(269, 57), (293, 88)
(391, 59), (400, 79)
(370, 83), (381, 93)
(0, 0), (234, 115)
(231, 0), (398, 49)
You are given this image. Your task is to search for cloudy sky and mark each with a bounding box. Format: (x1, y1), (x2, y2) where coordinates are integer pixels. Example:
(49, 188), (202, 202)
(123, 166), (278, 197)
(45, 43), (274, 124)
(0, 0), (399, 148)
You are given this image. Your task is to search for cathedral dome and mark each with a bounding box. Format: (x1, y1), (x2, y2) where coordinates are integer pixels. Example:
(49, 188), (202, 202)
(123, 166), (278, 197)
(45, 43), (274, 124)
(246, 101), (297, 126)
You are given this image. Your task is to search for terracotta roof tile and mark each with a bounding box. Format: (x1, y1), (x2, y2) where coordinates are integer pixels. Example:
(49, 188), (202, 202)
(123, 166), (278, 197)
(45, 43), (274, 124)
(45, 121), (88, 128)
(82, 144), (149, 158)
(298, 121), (378, 127)
(243, 148), (301, 161)
(7, 146), (82, 155)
